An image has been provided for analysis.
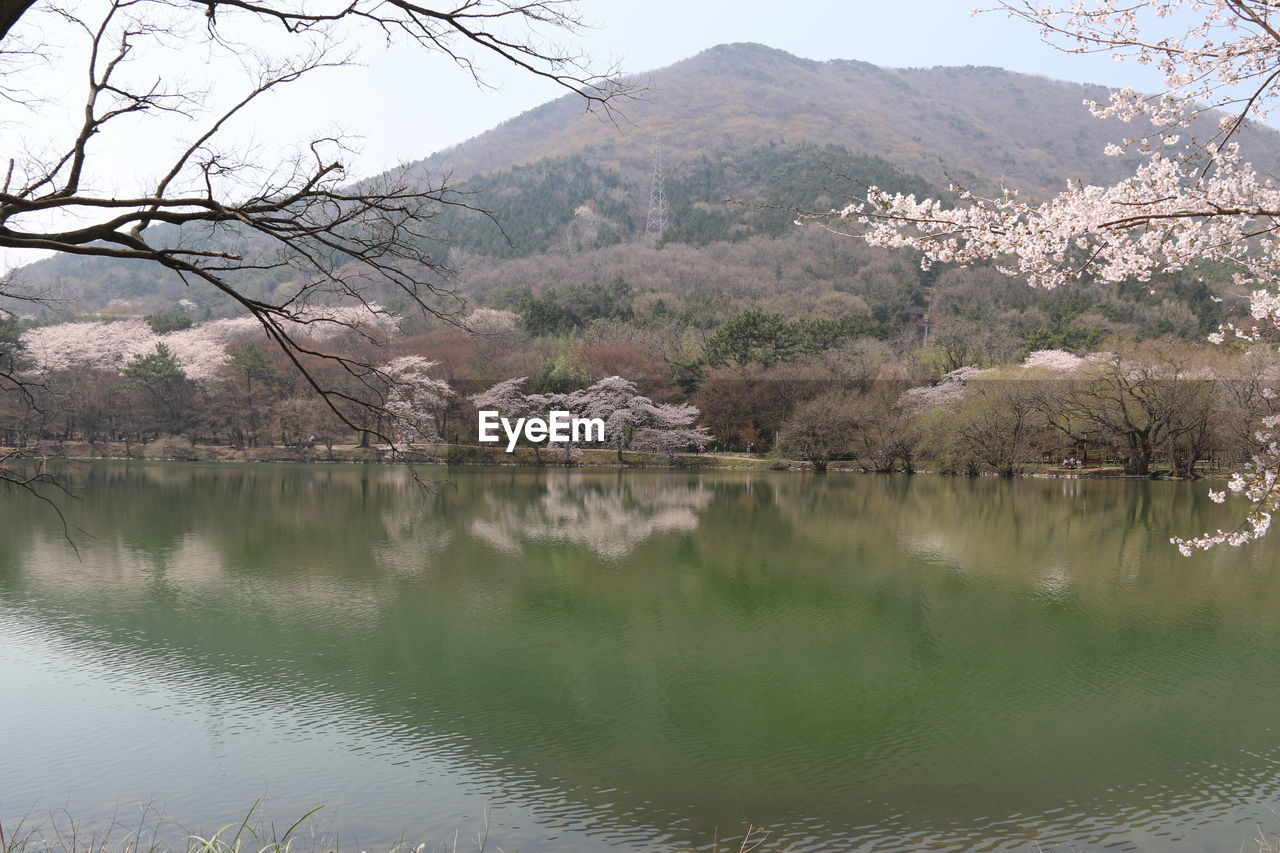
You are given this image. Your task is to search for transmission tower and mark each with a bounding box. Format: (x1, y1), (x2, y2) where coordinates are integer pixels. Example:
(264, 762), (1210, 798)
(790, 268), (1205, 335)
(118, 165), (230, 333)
(646, 143), (668, 239)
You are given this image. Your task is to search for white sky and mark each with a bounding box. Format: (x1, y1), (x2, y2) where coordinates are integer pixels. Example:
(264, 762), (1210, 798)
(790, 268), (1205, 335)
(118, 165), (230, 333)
(1, 0), (1176, 272)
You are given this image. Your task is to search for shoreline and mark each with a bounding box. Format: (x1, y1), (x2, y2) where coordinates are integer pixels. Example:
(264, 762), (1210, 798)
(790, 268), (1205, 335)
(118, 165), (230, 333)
(3, 440), (1225, 480)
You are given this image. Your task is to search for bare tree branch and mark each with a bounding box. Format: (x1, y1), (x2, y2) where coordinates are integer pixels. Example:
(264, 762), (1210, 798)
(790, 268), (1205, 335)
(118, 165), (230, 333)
(0, 0), (628, 489)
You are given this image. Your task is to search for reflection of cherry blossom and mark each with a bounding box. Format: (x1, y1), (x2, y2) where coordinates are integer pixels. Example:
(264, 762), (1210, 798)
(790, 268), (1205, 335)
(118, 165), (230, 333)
(469, 474), (713, 561)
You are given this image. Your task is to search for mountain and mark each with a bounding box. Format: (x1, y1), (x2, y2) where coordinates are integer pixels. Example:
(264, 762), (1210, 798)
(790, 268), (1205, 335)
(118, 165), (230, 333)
(11, 42), (1280, 319)
(413, 42), (1280, 197)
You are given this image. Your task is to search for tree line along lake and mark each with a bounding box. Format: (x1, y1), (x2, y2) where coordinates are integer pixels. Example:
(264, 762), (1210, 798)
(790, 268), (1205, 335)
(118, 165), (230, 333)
(3, 462), (1280, 852)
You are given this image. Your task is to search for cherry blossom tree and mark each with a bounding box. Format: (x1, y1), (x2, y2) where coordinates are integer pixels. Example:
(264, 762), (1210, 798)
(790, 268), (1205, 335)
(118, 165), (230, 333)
(381, 356), (452, 447)
(469, 376), (540, 421)
(630, 404), (713, 461)
(22, 316), (247, 379)
(468, 375), (557, 462)
(561, 376), (711, 462)
(803, 1), (1280, 552)
(463, 308), (521, 336)
(21, 319), (157, 375)
(1022, 349), (1087, 373)
(470, 374), (710, 462)
(899, 366), (987, 414)
(17, 306), (401, 382)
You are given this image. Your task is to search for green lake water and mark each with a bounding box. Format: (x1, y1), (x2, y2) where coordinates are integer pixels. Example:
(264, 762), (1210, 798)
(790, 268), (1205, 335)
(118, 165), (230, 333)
(4, 462), (1280, 852)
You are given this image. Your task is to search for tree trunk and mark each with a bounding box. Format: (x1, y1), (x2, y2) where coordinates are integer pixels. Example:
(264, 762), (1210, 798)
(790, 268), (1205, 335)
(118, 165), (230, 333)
(1123, 432), (1152, 476)
(1186, 448), (1202, 478)
(1124, 451), (1151, 476)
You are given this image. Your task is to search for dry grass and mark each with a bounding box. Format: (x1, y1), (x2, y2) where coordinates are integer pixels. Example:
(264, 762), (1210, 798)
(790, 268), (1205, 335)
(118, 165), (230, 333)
(0, 807), (794, 853)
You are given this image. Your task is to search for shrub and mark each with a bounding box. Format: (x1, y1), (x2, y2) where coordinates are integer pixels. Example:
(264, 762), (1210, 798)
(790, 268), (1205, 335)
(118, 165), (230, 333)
(143, 434), (198, 461)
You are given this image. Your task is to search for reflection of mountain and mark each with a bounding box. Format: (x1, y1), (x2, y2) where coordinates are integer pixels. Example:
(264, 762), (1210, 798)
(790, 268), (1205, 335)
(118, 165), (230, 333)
(5, 465), (1280, 852)
(469, 473), (711, 560)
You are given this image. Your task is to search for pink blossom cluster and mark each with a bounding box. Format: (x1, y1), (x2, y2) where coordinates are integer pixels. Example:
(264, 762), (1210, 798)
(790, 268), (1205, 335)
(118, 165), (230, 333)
(20, 304), (400, 382)
(463, 308), (520, 335)
(21, 317), (263, 379)
(1002, 1), (1280, 132)
(158, 318), (264, 379)
(290, 304), (400, 341)
(843, 149), (1280, 305)
(1170, 420), (1277, 555)
(559, 376), (712, 453)
(381, 356), (453, 443)
(1022, 350), (1086, 373)
(899, 366), (986, 413)
(22, 319), (159, 374)
(470, 375), (712, 454)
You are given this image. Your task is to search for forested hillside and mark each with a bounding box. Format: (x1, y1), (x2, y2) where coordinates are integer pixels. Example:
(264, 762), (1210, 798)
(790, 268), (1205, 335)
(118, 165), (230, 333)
(5, 39), (1276, 422)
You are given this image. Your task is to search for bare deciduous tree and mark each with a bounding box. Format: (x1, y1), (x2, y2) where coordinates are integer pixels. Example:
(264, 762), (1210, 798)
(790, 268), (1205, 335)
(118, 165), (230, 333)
(0, 0), (623, 470)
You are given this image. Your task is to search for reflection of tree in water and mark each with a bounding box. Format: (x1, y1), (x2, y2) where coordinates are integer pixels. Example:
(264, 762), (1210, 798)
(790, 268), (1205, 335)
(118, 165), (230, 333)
(1, 463), (455, 618)
(9, 466), (1280, 853)
(759, 473), (1265, 612)
(469, 472), (712, 560)
(371, 467), (456, 573)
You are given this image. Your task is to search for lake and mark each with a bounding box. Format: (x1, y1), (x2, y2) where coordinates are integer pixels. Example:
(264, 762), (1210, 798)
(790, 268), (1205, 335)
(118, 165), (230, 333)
(3, 462), (1280, 852)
